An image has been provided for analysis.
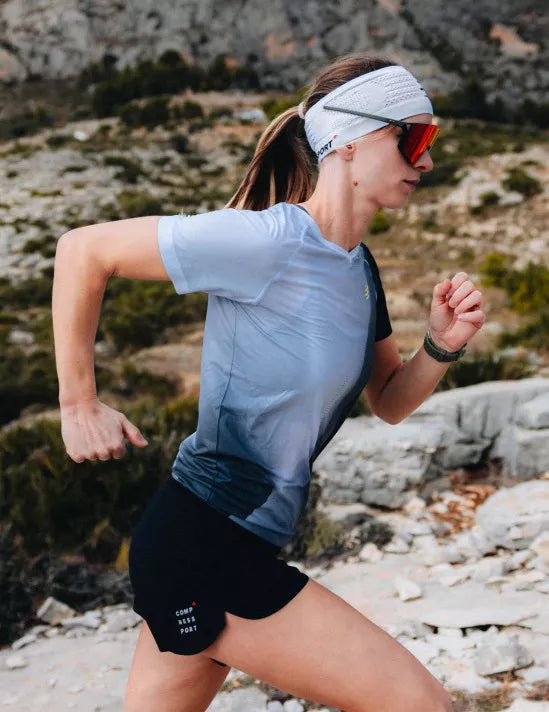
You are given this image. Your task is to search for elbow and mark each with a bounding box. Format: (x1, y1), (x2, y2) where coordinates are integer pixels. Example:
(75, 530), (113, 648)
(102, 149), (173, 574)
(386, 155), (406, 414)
(374, 405), (402, 425)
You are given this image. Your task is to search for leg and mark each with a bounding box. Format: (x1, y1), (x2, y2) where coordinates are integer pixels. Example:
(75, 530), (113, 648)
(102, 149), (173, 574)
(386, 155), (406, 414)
(123, 620), (231, 712)
(202, 579), (452, 712)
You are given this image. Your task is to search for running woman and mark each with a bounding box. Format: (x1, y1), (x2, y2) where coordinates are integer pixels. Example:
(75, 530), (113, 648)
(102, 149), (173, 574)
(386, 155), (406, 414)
(53, 52), (485, 712)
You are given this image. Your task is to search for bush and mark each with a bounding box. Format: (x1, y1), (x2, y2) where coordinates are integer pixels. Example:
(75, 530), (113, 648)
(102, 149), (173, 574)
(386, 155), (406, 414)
(116, 191), (163, 218)
(417, 156), (461, 187)
(174, 100), (204, 120)
(170, 133), (191, 154)
(480, 255), (549, 316)
(113, 362), (177, 399)
(0, 276), (53, 309)
(20, 235), (57, 257)
(479, 252), (509, 288)
(501, 167), (542, 197)
(470, 191), (500, 215)
(434, 350), (535, 390)
(103, 155), (145, 184)
(0, 347), (60, 425)
(100, 278), (208, 352)
(118, 96), (170, 129)
(369, 210), (391, 234)
(208, 106), (234, 120)
(498, 307), (549, 350)
(261, 89), (306, 121)
(0, 396), (199, 557)
(45, 134), (72, 148)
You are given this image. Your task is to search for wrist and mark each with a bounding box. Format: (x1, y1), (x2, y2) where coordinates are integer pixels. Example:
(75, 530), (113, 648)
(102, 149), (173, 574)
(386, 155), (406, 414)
(428, 330), (453, 351)
(424, 329), (467, 362)
(59, 393), (98, 409)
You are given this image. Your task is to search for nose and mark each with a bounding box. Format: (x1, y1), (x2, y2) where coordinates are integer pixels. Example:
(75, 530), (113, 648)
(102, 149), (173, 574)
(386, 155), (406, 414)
(414, 149), (434, 172)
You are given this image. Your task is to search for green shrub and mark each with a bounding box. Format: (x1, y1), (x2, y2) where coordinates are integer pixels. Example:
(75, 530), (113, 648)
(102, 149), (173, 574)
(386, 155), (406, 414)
(0, 395), (199, 557)
(420, 210), (438, 230)
(0, 276), (53, 309)
(470, 190), (500, 215)
(60, 164), (88, 175)
(116, 191), (163, 218)
(46, 134), (72, 148)
(261, 87), (307, 122)
(170, 133), (191, 154)
(118, 96), (170, 129)
(1, 104), (55, 139)
(417, 156), (461, 187)
(0, 347), (59, 425)
(103, 155), (145, 184)
(459, 248), (475, 263)
(0, 312), (19, 325)
(100, 278), (208, 351)
(208, 106), (234, 120)
(114, 362), (177, 398)
(175, 100), (204, 120)
(186, 154), (208, 169)
(501, 167), (542, 197)
(497, 307), (549, 350)
(480, 255), (549, 315)
(369, 210), (391, 234)
(434, 350), (535, 391)
(505, 262), (549, 315)
(479, 252), (509, 288)
(188, 118), (214, 133)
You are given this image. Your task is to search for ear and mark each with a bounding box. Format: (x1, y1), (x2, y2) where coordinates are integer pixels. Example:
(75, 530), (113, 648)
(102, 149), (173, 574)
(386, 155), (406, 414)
(334, 144), (355, 161)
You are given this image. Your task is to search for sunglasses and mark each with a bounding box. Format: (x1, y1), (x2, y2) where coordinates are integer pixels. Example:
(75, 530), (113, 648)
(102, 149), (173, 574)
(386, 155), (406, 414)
(323, 104), (440, 165)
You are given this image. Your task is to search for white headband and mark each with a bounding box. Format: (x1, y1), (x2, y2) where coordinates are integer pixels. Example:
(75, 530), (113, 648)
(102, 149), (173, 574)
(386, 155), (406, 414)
(298, 65), (433, 163)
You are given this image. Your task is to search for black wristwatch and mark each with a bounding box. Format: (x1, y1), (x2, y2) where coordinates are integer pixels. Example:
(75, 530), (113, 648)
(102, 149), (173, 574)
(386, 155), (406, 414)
(423, 329), (467, 362)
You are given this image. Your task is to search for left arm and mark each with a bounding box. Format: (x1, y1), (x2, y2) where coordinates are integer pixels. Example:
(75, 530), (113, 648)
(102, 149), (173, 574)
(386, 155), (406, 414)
(364, 334), (450, 425)
(364, 271), (486, 424)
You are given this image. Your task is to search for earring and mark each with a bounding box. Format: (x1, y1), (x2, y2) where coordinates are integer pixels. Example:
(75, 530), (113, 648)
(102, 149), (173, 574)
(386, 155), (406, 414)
(353, 179), (358, 186)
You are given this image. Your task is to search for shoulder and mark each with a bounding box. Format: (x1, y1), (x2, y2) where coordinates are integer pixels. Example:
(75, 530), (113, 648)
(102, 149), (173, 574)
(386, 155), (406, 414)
(170, 203), (297, 242)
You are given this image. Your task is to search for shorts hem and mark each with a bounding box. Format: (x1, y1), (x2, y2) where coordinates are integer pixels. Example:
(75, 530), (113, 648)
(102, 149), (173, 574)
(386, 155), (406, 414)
(134, 600), (228, 657)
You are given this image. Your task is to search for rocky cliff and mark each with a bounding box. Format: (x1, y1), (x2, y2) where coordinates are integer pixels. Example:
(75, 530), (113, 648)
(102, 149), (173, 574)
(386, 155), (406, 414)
(0, 0), (547, 110)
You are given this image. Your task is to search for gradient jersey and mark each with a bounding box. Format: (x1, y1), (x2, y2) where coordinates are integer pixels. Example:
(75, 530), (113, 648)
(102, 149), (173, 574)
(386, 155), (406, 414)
(157, 201), (392, 547)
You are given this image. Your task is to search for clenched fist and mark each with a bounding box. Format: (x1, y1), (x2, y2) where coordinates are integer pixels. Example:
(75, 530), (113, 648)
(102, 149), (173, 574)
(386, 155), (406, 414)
(60, 397), (148, 463)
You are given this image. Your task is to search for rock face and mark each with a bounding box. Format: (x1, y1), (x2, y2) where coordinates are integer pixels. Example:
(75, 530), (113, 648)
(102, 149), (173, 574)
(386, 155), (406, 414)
(1, 0), (547, 111)
(313, 378), (549, 508)
(475, 481), (549, 550)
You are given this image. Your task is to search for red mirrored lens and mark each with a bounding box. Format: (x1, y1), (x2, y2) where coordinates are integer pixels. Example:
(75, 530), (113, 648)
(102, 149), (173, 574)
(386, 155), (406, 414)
(399, 124), (439, 164)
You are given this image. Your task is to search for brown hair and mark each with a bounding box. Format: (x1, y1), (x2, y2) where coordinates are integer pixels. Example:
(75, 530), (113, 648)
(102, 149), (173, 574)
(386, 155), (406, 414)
(224, 52), (397, 211)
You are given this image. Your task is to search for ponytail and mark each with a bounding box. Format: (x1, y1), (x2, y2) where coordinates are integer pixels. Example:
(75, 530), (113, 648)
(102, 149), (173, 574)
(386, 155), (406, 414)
(224, 106), (314, 211)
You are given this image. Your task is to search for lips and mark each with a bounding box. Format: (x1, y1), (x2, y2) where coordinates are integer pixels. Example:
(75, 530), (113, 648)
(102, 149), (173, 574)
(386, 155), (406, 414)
(403, 179), (419, 186)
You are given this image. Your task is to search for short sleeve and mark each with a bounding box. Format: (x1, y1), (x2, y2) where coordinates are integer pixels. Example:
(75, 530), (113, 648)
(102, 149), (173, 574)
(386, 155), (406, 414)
(157, 208), (288, 303)
(364, 246), (393, 342)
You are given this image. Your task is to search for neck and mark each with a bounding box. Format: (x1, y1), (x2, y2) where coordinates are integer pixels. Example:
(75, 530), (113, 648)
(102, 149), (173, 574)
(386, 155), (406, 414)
(298, 176), (379, 253)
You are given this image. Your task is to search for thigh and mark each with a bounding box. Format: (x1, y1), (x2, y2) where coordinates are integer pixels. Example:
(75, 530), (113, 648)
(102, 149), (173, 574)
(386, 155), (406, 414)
(123, 620), (231, 712)
(202, 578), (450, 712)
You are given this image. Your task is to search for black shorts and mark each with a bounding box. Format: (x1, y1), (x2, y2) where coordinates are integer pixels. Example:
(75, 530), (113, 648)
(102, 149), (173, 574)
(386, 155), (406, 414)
(128, 475), (309, 663)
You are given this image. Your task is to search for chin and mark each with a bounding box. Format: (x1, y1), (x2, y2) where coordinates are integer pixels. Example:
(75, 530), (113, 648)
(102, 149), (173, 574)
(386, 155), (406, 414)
(380, 194), (409, 210)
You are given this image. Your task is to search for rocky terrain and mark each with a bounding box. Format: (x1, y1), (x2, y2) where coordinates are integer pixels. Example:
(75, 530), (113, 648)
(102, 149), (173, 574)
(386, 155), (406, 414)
(0, 0), (548, 114)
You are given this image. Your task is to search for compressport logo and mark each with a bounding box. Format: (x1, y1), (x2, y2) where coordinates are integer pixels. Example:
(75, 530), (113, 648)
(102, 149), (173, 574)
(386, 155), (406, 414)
(316, 139), (333, 159)
(175, 603), (197, 635)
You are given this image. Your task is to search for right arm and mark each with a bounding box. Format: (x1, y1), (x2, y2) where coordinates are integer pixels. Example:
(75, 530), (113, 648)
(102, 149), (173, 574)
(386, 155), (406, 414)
(52, 215), (169, 462)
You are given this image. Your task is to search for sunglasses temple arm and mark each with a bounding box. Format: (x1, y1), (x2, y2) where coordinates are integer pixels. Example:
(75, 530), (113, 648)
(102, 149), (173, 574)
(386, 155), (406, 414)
(323, 105), (406, 128)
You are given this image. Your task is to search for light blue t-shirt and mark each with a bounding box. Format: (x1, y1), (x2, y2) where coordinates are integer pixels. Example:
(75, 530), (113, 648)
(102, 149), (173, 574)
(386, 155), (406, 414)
(157, 201), (392, 547)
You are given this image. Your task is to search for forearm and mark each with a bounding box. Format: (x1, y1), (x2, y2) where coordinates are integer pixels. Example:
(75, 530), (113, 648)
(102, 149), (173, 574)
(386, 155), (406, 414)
(377, 341), (452, 424)
(52, 232), (110, 407)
